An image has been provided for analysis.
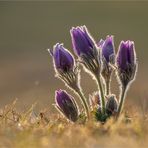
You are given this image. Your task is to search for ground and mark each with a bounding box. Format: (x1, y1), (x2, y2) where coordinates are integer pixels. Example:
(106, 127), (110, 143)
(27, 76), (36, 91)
(0, 100), (147, 148)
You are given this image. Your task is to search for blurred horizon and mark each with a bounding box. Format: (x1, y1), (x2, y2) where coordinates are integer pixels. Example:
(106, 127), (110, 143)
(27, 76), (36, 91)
(0, 1), (148, 112)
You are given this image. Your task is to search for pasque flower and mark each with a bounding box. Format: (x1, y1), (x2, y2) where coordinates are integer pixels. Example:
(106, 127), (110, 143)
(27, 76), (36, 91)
(70, 26), (100, 75)
(55, 89), (79, 122)
(98, 35), (115, 95)
(49, 43), (77, 93)
(116, 40), (137, 117)
(70, 26), (106, 115)
(49, 43), (77, 89)
(116, 40), (137, 87)
(99, 35), (115, 64)
(70, 26), (95, 56)
(50, 43), (74, 73)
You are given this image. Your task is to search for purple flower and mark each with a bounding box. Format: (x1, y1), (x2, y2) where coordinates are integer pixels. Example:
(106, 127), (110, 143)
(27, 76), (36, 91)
(99, 36), (115, 88)
(50, 43), (74, 72)
(55, 89), (79, 122)
(116, 40), (137, 86)
(70, 26), (95, 56)
(99, 35), (115, 64)
(117, 40), (136, 70)
(70, 26), (101, 76)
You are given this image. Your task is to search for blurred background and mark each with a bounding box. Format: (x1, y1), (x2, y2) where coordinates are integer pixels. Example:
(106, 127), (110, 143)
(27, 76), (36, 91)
(0, 1), (148, 113)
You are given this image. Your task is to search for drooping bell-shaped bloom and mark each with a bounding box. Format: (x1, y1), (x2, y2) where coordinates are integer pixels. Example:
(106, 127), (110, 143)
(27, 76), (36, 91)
(70, 26), (95, 56)
(99, 35), (115, 64)
(50, 43), (74, 72)
(55, 89), (79, 122)
(106, 94), (118, 116)
(116, 40), (137, 86)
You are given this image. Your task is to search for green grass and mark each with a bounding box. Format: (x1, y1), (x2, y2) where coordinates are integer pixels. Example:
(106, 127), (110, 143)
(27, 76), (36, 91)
(0, 100), (148, 148)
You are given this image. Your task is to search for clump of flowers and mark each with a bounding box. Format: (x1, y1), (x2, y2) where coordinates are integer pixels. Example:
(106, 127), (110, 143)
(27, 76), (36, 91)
(48, 25), (138, 123)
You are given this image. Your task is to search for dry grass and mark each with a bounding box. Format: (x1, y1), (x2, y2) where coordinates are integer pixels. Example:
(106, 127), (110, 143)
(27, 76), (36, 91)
(0, 100), (148, 148)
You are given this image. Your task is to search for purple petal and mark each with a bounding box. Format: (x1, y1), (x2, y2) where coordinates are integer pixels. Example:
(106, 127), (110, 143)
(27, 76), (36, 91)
(117, 40), (136, 71)
(70, 26), (95, 56)
(101, 35), (115, 63)
(55, 89), (71, 107)
(117, 41), (128, 70)
(52, 43), (74, 72)
(82, 26), (94, 49)
(127, 41), (136, 65)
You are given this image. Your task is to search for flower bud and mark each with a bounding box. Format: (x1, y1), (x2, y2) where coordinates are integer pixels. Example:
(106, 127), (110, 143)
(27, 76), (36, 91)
(55, 89), (79, 122)
(99, 35), (115, 64)
(98, 36), (115, 95)
(106, 94), (118, 115)
(50, 43), (74, 73)
(70, 26), (95, 56)
(116, 40), (137, 87)
(70, 26), (100, 75)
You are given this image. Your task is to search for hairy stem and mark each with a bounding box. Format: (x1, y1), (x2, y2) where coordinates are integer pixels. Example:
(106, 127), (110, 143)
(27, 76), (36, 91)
(66, 82), (90, 119)
(95, 75), (106, 114)
(117, 86), (127, 118)
(75, 88), (90, 119)
(105, 79), (110, 96)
